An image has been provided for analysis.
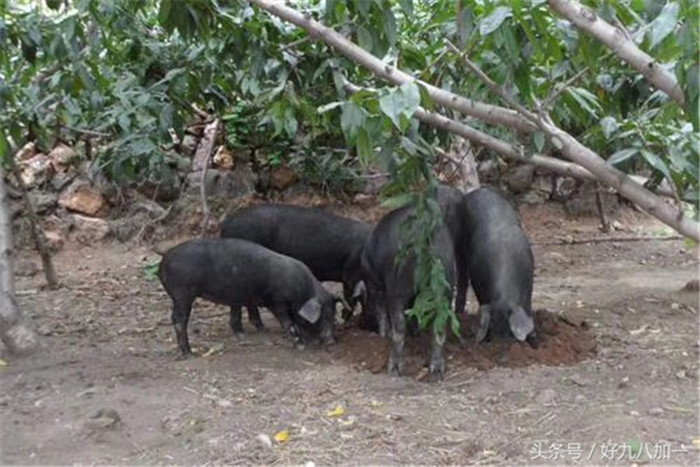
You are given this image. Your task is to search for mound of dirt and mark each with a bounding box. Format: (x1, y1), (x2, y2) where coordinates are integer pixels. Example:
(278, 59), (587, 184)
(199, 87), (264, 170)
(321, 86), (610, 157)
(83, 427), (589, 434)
(333, 309), (596, 378)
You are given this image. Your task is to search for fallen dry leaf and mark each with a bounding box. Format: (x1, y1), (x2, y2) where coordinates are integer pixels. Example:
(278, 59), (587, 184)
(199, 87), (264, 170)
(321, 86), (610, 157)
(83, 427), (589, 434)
(326, 405), (345, 417)
(274, 430), (290, 443)
(202, 343), (224, 357)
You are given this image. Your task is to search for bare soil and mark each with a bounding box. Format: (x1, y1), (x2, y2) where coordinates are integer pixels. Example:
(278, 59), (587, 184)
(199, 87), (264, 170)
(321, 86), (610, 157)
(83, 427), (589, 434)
(2, 202), (698, 465)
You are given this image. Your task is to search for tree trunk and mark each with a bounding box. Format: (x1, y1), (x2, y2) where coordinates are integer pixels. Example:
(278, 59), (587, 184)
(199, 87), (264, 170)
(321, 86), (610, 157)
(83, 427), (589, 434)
(251, 0), (698, 241)
(10, 164), (59, 289)
(0, 164), (39, 356)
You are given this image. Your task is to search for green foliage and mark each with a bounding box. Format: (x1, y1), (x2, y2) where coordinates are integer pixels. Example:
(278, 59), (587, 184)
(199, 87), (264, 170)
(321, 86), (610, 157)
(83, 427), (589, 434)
(377, 136), (459, 338)
(143, 260), (160, 281)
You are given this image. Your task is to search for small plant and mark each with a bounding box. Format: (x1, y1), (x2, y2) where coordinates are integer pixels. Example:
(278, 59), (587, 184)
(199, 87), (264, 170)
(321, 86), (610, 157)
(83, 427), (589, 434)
(143, 260), (160, 281)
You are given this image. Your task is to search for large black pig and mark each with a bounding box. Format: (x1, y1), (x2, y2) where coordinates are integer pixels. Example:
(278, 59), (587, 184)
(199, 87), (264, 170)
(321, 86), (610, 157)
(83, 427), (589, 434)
(362, 201), (456, 378)
(461, 187), (535, 342)
(158, 238), (338, 355)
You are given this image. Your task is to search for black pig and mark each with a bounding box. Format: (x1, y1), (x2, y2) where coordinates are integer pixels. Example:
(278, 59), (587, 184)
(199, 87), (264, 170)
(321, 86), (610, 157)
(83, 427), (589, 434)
(158, 238), (337, 355)
(461, 187), (535, 342)
(362, 204), (456, 378)
(220, 204), (372, 320)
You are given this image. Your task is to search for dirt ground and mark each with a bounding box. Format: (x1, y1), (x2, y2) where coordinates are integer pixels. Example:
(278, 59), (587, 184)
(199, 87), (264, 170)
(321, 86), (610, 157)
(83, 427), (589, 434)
(1, 201), (699, 465)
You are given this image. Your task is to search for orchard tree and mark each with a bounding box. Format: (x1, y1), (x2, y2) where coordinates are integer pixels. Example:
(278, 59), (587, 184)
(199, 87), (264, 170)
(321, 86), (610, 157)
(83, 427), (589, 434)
(0, 0), (698, 344)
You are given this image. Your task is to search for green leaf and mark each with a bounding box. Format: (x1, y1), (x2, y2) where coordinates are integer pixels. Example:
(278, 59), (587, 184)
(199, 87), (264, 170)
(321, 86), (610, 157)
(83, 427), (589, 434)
(356, 127), (373, 166)
(607, 148), (639, 165)
(381, 192), (413, 209)
(128, 137), (157, 156)
(640, 150), (672, 180)
(340, 103), (366, 141)
(479, 6), (512, 36)
(383, 9), (397, 47)
(379, 89), (404, 130)
(379, 83), (421, 131)
(400, 82), (421, 117)
(647, 2), (680, 49)
(357, 26), (373, 52)
(533, 131), (545, 152)
(565, 87), (601, 118)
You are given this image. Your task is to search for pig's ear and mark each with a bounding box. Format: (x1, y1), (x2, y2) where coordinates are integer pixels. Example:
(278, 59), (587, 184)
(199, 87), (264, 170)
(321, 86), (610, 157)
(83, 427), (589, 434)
(475, 305), (491, 342)
(299, 297), (322, 324)
(509, 306), (534, 341)
(352, 281), (367, 302)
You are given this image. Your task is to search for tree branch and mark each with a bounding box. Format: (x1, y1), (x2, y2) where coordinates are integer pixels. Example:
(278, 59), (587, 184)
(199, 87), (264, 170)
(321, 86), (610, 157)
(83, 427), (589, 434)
(343, 81), (676, 199)
(444, 45), (698, 241)
(446, 40), (540, 124)
(253, 0), (698, 241)
(548, 0), (685, 107)
(250, 0), (536, 133)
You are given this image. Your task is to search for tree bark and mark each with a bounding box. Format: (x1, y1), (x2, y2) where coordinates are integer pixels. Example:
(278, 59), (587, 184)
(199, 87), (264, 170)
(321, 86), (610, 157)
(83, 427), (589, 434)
(192, 119), (220, 236)
(252, 0), (699, 241)
(0, 164), (39, 355)
(10, 164), (59, 289)
(548, 0), (685, 107)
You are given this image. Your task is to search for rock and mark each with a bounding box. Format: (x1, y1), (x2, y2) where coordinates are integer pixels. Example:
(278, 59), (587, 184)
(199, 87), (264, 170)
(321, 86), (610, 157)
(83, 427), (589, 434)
(181, 134), (198, 157)
(618, 377), (630, 389)
(270, 165), (298, 191)
(59, 181), (108, 217)
(16, 142), (37, 161)
(353, 193), (374, 205)
(50, 170), (77, 192)
(647, 407), (664, 416)
(574, 394), (586, 403)
(682, 279), (699, 292)
(534, 388), (556, 405)
(186, 166), (256, 198)
(361, 170), (390, 195)
(71, 214), (110, 242)
(564, 182), (619, 217)
(552, 176), (578, 201)
(29, 192), (58, 214)
(516, 189), (550, 205)
(477, 159), (500, 184)
(213, 146), (235, 170)
(85, 408), (121, 430)
(48, 144), (79, 170)
(18, 153), (53, 188)
(675, 370), (686, 379)
(517, 173), (552, 205)
(15, 260), (40, 277)
(44, 230), (64, 252)
(503, 164), (535, 194)
(256, 433), (273, 449)
(42, 214), (67, 233)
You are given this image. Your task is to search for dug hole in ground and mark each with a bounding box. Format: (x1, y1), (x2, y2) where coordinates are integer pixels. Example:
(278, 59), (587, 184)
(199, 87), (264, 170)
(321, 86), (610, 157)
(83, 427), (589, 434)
(1, 200), (698, 465)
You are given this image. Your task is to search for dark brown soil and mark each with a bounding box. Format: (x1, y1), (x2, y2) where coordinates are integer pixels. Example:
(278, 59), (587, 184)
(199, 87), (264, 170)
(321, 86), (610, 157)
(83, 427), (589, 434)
(334, 310), (596, 376)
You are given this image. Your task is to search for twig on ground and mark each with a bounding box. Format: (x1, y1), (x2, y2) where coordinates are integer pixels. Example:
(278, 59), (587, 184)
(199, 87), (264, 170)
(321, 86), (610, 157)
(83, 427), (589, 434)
(534, 235), (683, 246)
